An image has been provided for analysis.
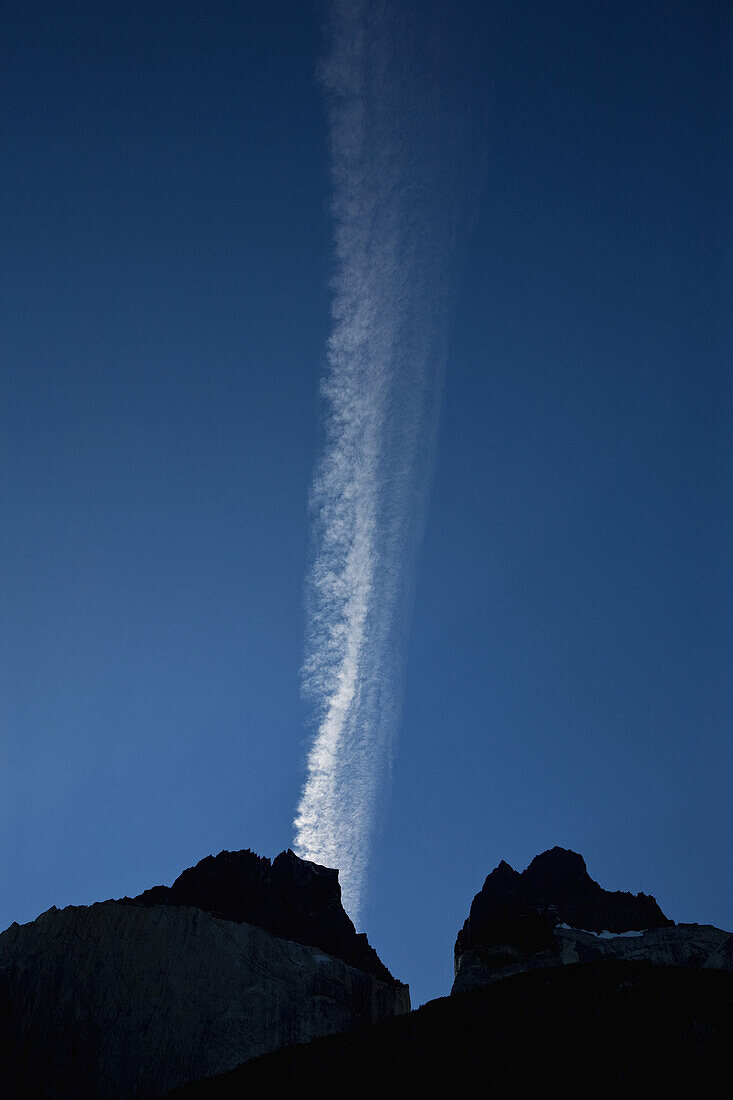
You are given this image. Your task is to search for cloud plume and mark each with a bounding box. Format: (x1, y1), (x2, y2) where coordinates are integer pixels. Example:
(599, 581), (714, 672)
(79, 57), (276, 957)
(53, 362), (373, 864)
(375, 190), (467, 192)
(293, 1), (483, 923)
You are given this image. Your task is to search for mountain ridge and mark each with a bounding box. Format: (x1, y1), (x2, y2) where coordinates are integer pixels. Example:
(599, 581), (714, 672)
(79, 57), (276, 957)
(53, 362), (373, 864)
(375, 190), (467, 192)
(1, 844), (730, 1097)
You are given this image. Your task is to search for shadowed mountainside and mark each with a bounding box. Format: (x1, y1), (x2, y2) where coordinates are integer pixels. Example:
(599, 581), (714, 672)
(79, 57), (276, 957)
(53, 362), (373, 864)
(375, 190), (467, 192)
(166, 960), (733, 1097)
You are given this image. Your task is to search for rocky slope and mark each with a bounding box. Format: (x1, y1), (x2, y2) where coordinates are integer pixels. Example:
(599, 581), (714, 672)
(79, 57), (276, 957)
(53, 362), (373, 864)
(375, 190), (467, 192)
(0, 850), (408, 1099)
(453, 846), (733, 993)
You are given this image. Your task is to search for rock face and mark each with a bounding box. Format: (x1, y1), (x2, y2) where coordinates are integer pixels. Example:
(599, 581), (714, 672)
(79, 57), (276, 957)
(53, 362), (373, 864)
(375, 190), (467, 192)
(453, 847), (733, 994)
(0, 850), (409, 1099)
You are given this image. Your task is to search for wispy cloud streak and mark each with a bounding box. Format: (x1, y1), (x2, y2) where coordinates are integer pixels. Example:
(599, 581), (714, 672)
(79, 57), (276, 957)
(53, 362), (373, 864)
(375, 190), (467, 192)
(293, 1), (483, 923)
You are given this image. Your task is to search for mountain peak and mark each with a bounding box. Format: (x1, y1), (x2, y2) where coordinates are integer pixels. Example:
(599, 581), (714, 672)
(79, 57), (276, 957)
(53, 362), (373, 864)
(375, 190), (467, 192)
(124, 847), (398, 985)
(523, 847), (592, 895)
(456, 847), (672, 964)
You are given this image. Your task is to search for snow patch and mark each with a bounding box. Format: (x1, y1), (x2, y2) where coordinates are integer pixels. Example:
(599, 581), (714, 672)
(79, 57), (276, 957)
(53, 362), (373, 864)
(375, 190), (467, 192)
(557, 923), (648, 939)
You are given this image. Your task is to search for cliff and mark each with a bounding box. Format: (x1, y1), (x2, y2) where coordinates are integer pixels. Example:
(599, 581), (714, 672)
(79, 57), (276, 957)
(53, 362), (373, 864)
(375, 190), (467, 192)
(0, 850), (408, 1098)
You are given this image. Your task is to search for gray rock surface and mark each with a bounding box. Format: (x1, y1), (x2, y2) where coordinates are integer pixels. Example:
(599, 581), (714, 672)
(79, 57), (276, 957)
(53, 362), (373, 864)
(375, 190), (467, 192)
(453, 920), (733, 994)
(0, 899), (410, 1098)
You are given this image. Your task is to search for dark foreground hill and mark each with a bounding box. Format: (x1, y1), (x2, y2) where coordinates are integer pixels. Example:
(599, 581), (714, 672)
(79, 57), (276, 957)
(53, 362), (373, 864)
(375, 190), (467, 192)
(168, 959), (733, 1098)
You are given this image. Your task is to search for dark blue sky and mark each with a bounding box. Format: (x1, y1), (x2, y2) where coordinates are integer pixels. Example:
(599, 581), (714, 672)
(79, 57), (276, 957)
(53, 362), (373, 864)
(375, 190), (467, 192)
(2, 1), (730, 1007)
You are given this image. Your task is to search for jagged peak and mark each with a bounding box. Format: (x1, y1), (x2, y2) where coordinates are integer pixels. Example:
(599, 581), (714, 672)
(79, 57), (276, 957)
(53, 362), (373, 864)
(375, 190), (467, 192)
(488, 859), (520, 879)
(456, 847), (672, 960)
(122, 846), (399, 987)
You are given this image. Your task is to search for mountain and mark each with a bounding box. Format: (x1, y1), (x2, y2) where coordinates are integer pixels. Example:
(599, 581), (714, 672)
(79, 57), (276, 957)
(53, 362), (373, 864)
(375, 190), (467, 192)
(2, 845), (731, 1097)
(0, 849), (408, 1098)
(164, 846), (733, 1097)
(124, 846), (395, 984)
(453, 847), (732, 993)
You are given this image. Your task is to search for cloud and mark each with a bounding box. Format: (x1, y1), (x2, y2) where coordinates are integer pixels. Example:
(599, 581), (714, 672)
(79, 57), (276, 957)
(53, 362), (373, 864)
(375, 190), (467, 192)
(293, 0), (483, 924)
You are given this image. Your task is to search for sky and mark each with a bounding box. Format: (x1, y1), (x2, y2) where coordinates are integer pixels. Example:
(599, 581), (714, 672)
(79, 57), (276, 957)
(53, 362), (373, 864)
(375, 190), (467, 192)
(1, 0), (731, 1009)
